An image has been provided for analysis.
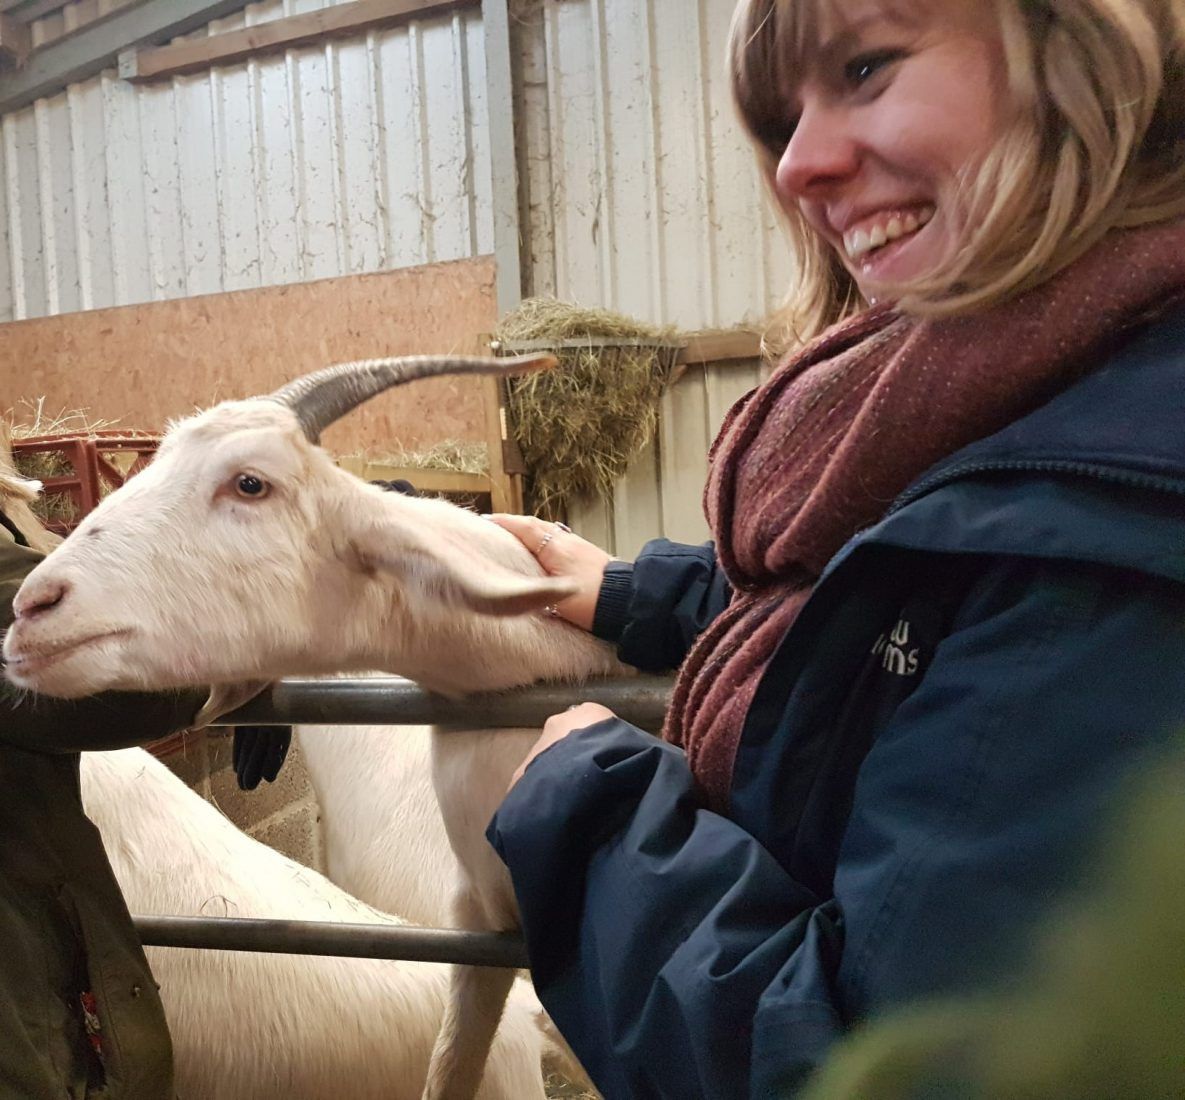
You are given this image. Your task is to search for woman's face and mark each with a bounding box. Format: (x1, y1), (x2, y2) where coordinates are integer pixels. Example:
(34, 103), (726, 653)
(772, 0), (1010, 297)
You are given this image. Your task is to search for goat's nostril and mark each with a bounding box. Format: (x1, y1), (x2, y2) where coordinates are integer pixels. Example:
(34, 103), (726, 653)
(19, 580), (70, 619)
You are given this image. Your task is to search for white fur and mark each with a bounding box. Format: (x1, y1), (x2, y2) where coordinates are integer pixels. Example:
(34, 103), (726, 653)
(80, 747), (551, 1100)
(297, 722), (458, 929)
(3, 394), (625, 1099)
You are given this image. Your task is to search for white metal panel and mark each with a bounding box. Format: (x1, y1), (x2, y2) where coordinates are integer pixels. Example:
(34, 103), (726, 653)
(0, 0), (493, 321)
(523, 0), (794, 331)
(567, 358), (763, 550)
(0, 121), (10, 323)
(66, 82), (111, 311)
(172, 69), (223, 297)
(4, 106), (45, 318)
(531, 0), (788, 550)
(101, 69), (152, 306)
(137, 77), (186, 301)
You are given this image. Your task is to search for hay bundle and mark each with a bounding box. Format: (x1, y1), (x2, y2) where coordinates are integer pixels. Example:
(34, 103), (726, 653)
(0, 421), (62, 553)
(2, 399), (150, 530)
(493, 299), (681, 517)
(344, 440), (490, 477)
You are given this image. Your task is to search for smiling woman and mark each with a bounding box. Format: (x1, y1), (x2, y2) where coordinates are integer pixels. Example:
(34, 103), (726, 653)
(478, 1), (1185, 1098)
(769, 3), (1007, 289)
(732, 0), (1185, 344)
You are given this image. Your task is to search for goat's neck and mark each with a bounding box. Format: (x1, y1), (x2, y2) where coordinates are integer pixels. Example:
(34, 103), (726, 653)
(373, 598), (623, 696)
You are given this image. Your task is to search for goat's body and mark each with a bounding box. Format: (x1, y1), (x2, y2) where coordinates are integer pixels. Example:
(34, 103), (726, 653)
(80, 748), (551, 1100)
(248, 504), (624, 1099)
(298, 721), (580, 1100)
(297, 722), (459, 928)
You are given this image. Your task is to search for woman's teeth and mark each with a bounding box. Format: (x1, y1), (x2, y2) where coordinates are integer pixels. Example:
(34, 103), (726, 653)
(844, 206), (935, 260)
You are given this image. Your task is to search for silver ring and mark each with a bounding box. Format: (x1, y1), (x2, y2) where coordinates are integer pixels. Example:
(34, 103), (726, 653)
(535, 532), (556, 555)
(555, 522), (572, 533)
(543, 604), (561, 618)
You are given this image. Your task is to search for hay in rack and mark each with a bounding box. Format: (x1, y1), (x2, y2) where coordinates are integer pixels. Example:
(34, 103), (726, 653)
(492, 299), (681, 517)
(340, 439), (490, 477)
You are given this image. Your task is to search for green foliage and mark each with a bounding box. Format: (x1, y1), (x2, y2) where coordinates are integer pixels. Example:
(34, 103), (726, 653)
(805, 744), (1185, 1099)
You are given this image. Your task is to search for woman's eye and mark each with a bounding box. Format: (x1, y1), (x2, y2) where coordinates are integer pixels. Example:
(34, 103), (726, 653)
(844, 49), (905, 87)
(234, 473), (270, 499)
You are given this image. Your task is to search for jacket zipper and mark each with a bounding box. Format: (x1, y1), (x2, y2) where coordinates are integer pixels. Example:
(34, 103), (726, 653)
(888, 459), (1185, 517)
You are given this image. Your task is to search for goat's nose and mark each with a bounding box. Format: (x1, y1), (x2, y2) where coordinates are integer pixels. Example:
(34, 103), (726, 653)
(14, 577), (71, 620)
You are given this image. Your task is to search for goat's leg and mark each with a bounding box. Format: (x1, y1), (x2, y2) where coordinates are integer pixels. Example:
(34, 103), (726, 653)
(423, 887), (515, 1100)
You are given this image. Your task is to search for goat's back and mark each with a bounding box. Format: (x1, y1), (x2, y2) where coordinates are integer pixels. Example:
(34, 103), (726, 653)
(80, 748), (549, 1100)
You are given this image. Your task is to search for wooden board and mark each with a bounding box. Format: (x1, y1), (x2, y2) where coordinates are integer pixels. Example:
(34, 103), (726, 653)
(0, 257), (500, 458)
(122, 0), (479, 82)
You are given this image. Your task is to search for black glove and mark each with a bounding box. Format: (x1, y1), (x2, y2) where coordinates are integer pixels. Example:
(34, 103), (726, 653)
(369, 479), (418, 496)
(233, 726), (293, 791)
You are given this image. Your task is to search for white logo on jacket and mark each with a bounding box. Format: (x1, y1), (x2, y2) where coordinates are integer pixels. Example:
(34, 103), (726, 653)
(871, 618), (920, 676)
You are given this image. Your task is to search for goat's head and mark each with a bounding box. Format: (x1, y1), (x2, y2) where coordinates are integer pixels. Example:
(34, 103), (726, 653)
(2, 354), (573, 698)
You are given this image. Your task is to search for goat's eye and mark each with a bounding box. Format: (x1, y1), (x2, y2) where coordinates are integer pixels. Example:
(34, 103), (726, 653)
(234, 473), (269, 499)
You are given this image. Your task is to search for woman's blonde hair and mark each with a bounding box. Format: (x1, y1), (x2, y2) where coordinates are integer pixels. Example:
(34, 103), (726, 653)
(731, 0), (1185, 348)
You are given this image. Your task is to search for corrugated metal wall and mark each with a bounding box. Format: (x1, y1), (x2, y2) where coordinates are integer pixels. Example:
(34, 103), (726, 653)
(513, 0), (787, 550)
(0, 0), (491, 322)
(516, 0), (792, 331)
(0, 0), (792, 549)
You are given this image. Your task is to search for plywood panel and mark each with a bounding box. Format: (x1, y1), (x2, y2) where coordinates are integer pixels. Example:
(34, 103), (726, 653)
(0, 255), (500, 456)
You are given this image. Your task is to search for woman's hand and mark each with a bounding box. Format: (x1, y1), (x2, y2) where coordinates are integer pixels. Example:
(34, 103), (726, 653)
(486, 514), (613, 631)
(509, 702), (617, 789)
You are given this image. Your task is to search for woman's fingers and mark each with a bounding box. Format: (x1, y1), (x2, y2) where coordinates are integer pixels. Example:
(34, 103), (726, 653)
(486, 512), (553, 552)
(508, 702), (618, 790)
(486, 514), (613, 631)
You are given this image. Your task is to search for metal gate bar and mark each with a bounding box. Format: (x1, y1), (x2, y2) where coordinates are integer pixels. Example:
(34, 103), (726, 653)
(135, 916), (529, 968)
(155, 675), (673, 965)
(214, 675), (672, 732)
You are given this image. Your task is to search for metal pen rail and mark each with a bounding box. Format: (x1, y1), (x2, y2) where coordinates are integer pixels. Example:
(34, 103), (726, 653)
(212, 674), (672, 733)
(135, 916), (530, 968)
(138, 674), (673, 965)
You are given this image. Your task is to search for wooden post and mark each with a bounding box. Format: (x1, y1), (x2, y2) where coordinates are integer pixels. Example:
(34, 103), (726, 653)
(482, 0), (525, 514)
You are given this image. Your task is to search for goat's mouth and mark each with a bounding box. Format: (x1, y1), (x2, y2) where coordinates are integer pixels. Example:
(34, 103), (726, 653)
(3, 628), (131, 685)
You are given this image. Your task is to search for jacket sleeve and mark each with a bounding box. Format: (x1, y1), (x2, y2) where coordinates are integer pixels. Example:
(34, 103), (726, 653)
(591, 539), (732, 672)
(488, 719), (839, 1100)
(488, 558), (1185, 1100)
(0, 535), (204, 753)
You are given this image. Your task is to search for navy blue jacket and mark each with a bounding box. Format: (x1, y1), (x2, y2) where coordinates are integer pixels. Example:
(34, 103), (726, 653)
(488, 308), (1185, 1099)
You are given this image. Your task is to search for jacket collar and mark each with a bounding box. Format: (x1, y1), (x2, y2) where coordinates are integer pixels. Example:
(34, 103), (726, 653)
(894, 304), (1185, 507)
(827, 306), (1185, 586)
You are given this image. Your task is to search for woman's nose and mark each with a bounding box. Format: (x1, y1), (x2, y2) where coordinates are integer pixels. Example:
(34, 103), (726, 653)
(774, 101), (861, 205)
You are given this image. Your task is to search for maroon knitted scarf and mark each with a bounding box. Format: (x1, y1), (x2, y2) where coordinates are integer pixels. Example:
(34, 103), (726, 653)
(664, 221), (1185, 812)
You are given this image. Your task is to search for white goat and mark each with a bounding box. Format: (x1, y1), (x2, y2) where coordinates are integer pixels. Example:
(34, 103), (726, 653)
(80, 746), (554, 1100)
(4, 355), (625, 1100)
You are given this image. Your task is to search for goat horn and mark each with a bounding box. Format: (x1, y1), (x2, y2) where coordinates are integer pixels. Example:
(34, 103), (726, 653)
(267, 354), (557, 442)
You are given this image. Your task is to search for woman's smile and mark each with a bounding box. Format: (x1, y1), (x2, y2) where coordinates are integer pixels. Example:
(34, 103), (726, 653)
(773, 1), (1008, 297)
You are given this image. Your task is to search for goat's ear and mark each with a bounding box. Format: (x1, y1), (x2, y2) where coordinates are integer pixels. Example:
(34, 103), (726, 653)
(194, 681), (272, 728)
(347, 516), (577, 617)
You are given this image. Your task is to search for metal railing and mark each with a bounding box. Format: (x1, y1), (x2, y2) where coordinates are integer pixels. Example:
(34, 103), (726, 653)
(212, 674), (671, 731)
(133, 675), (673, 967)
